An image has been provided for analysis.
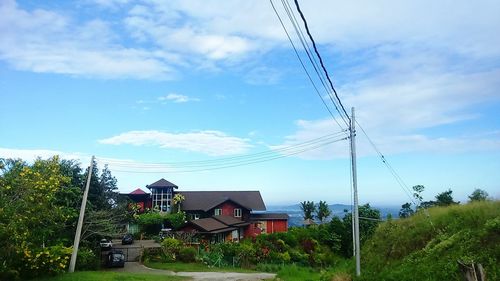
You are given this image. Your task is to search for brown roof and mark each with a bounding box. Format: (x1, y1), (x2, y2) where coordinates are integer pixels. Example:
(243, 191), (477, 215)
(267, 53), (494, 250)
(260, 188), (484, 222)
(213, 215), (243, 225)
(147, 178), (178, 189)
(179, 191), (266, 211)
(189, 217), (236, 233)
(251, 213), (289, 220)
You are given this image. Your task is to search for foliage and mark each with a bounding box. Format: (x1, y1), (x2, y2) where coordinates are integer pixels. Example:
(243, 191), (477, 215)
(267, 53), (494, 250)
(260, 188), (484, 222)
(136, 211), (186, 234)
(316, 201), (331, 223)
(468, 188), (489, 202)
(434, 189), (459, 206)
(0, 156), (123, 279)
(341, 203), (381, 257)
(173, 194), (185, 213)
(399, 202), (414, 218)
(178, 247), (197, 263)
(300, 201), (316, 220)
(161, 238), (182, 262)
(75, 247), (99, 270)
(412, 185), (425, 206)
(360, 200), (500, 281)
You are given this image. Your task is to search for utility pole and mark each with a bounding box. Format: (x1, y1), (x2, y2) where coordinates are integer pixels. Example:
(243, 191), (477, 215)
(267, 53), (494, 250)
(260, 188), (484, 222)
(350, 107), (361, 276)
(68, 155), (94, 273)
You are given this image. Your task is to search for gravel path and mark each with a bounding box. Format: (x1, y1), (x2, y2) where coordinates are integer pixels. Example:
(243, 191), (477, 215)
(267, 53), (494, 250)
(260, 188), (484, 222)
(108, 262), (276, 281)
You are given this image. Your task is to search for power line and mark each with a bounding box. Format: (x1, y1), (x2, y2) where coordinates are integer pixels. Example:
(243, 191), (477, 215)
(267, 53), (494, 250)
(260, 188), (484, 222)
(269, 0), (347, 130)
(97, 136), (348, 174)
(293, 0), (351, 122)
(99, 130), (347, 168)
(279, 0), (349, 127)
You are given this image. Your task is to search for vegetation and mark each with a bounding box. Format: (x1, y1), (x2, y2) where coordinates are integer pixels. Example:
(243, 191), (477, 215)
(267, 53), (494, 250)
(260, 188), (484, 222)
(145, 261), (257, 273)
(300, 201), (316, 220)
(468, 188), (490, 202)
(316, 201), (332, 223)
(0, 157), (126, 279)
(360, 200), (500, 281)
(36, 271), (187, 281)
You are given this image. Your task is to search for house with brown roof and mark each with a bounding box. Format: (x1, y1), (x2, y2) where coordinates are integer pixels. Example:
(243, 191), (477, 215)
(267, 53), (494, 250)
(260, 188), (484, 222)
(123, 178), (288, 243)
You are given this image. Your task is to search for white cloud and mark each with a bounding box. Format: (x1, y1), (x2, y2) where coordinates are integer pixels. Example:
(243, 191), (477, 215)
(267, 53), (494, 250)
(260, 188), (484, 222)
(99, 130), (253, 156)
(0, 147), (87, 162)
(0, 0), (177, 80)
(158, 93), (200, 103)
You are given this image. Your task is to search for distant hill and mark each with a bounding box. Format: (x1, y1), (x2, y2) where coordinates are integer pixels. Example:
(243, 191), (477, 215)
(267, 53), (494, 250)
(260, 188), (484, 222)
(266, 203), (399, 227)
(360, 201), (500, 280)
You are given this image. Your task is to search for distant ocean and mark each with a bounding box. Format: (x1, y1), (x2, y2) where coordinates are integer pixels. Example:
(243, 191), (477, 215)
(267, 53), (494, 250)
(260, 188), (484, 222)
(266, 204), (400, 227)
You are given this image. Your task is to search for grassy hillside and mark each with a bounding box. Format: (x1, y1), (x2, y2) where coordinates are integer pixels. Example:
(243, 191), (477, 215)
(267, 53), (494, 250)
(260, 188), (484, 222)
(358, 201), (499, 281)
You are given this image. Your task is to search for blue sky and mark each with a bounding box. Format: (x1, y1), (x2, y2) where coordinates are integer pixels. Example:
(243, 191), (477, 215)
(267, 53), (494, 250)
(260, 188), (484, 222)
(1, 0), (499, 206)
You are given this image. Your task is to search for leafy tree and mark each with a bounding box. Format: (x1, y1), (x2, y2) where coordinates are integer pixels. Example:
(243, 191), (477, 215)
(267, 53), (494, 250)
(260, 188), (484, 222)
(468, 188), (489, 202)
(173, 193), (185, 213)
(315, 201), (331, 223)
(341, 203), (381, 257)
(0, 157), (76, 278)
(412, 185), (425, 207)
(399, 202), (415, 218)
(300, 201), (316, 220)
(435, 189), (459, 206)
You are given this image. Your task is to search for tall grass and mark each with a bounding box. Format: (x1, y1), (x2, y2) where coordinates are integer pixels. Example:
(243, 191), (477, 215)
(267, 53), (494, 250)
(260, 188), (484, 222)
(359, 201), (500, 281)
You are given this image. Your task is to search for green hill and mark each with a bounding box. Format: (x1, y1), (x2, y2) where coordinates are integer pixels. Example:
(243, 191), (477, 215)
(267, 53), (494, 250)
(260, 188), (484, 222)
(359, 201), (499, 281)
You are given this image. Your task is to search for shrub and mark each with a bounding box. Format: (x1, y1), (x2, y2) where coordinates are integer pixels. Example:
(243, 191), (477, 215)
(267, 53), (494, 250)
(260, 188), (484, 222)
(178, 247), (197, 263)
(76, 247), (99, 270)
(161, 238), (182, 262)
(143, 247), (163, 263)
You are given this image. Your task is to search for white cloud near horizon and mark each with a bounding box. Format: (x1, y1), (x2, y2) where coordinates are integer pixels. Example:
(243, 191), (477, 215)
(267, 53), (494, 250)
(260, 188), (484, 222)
(99, 130), (253, 156)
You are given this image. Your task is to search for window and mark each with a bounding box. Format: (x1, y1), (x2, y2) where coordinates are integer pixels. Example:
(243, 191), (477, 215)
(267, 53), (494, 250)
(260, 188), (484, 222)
(214, 208), (222, 216)
(234, 208), (242, 217)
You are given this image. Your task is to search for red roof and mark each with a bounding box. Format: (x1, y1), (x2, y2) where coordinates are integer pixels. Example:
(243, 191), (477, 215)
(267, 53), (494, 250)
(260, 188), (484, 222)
(130, 188), (148, 195)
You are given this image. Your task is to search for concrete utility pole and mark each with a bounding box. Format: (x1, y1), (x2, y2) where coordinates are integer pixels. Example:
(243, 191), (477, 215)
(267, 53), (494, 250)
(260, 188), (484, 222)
(68, 155), (94, 273)
(350, 108), (361, 276)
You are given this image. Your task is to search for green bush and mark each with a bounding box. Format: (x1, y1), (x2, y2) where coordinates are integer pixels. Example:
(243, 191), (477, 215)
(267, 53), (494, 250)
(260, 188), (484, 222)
(143, 247), (163, 263)
(178, 247), (197, 263)
(161, 238), (182, 262)
(76, 247), (99, 270)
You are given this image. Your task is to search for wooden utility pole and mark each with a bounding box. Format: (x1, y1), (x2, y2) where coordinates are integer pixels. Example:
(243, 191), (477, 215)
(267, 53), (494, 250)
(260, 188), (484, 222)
(68, 155), (94, 273)
(350, 108), (361, 276)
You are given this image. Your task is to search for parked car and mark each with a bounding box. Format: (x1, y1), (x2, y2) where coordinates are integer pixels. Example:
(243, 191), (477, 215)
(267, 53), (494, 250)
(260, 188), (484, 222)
(99, 238), (113, 250)
(122, 233), (134, 245)
(106, 250), (125, 268)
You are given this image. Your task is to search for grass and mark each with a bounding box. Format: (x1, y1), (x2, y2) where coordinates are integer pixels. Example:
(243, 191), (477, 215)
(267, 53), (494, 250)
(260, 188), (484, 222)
(274, 262), (353, 281)
(36, 271), (188, 281)
(144, 261), (258, 273)
(360, 200), (500, 281)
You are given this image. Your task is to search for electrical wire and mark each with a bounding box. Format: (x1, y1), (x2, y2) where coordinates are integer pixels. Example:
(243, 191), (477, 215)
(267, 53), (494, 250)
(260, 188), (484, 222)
(97, 136), (348, 174)
(269, 0), (347, 131)
(293, 0), (351, 122)
(98, 130), (347, 168)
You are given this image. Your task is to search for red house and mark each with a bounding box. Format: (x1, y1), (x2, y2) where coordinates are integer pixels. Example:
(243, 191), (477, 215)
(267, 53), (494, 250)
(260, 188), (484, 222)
(123, 178), (288, 242)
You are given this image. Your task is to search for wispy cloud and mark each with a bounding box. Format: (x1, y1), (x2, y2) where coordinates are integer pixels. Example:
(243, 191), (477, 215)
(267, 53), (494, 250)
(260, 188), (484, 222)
(99, 130), (253, 156)
(158, 93), (200, 103)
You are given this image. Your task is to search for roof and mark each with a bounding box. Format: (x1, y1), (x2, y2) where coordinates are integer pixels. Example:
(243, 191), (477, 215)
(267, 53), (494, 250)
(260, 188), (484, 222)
(213, 215), (246, 226)
(188, 217), (237, 233)
(250, 213), (289, 220)
(146, 178), (178, 189)
(179, 191), (266, 211)
(130, 188), (148, 195)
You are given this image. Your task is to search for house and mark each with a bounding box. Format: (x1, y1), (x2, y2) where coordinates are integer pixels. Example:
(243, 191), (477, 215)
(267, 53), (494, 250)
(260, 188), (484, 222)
(122, 178), (288, 242)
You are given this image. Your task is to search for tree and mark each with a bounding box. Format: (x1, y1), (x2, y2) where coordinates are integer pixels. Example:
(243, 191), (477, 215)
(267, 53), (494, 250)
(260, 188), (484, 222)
(341, 203), (381, 257)
(315, 201), (331, 223)
(173, 193), (185, 213)
(0, 157), (76, 278)
(468, 188), (489, 202)
(412, 185), (425, 208)
(300, 201), (316, 220)
(399, 202), (414, 218)
(435, 189), (459, 206)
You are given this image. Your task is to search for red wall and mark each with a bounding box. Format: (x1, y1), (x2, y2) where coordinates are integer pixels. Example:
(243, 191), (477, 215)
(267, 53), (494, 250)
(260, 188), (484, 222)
(266, 220), (288, 233)
(214, 201), (249, 219)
